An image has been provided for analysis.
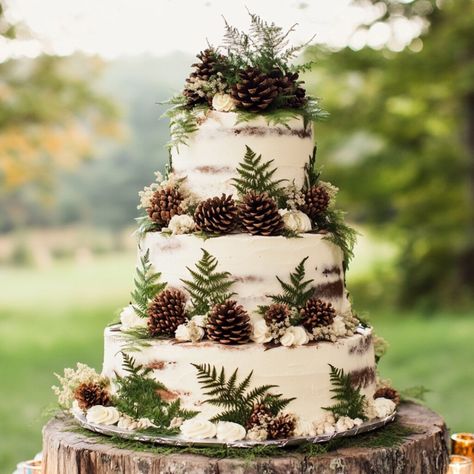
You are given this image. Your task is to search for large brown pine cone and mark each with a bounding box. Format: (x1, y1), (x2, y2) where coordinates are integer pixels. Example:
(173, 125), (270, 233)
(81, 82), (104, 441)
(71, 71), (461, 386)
(194, 194), (238, 234)
(147, 288), (188, 337)
(299, 185), (330, 220)
(231, 67), (278, 111)
(74, 382), (110, 410)
(300, 298), (336, 332)
(147, 187), (183, 228)
(264, 304), (291, 326)
(267, 413), (296, 440)
(239, 192), (283, 236)
(206, 300), (251, 345)
(246, 402), (272, 429)
(374, 387), (401, 406)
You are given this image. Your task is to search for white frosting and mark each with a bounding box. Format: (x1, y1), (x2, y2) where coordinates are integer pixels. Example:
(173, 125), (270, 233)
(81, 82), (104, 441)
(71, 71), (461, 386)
(251, 318), (272, 343)
(86, 405), (119, 425)
(216, 421), (246, 441)
(171, 111), (313, 200)
(280, 326), (309, 347)
(279, 209), (312, 233)
(140, 232), (350, 314)
(180, 418), (217, 439)
(120, 305), (147, 331)
(103, 327), (376, 423)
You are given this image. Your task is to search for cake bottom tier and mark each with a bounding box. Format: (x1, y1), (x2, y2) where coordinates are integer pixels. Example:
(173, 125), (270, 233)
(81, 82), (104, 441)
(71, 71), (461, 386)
(103, 326), (376, 424)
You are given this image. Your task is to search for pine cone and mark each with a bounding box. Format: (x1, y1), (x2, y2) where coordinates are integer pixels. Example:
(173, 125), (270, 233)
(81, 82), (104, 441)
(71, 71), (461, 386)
(194, 194), (238, 234)
(231, 67), (278, 111)
(300, 298), (336, 332)
(74, 382), (110, 410)
(240, 192), (284, 236)
(246, 402), (272, 429)
(148, 288), (188, 337)
(264, 304), (291, 326)
(206, 300), (251, 345)
(267, 414), (296, 440)
(147, 187), (183, 227)
(287, 86), (307, 108)
(299, 185), (330, 220)
(374, 387), (400, 406)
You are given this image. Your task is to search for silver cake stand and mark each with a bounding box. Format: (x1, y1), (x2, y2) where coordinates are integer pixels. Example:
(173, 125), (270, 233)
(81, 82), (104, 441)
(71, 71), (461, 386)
(73, 411), (396, 449)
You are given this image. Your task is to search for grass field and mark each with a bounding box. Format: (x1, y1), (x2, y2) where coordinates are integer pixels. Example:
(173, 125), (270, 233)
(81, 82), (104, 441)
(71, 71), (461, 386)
(1, 251), (473, 473)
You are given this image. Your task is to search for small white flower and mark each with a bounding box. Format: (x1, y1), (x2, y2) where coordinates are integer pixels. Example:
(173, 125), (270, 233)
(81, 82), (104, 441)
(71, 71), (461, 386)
(192, 315), (207, 328)
(167, 214), (196, 235)
(251, 318), (273, 344)
(174, 319), (205, 342)
(120, 305), (147, 331)
(294, 419), (317, 437)
(212, 93), (236, 112)
(280, 326), (310, 347)
(335, 416), (355, 432)
(332, 315), (347, 338)
(373, 397), (396, 418)
(86, 406), (119, 426)
(175, 323), (191, 342)
(279, 209), (312, 233)
(216, 421), (246, 442)
(180, 418), (217, 439)
(246, 426), (268, 441)
(169, 417), (184, 429)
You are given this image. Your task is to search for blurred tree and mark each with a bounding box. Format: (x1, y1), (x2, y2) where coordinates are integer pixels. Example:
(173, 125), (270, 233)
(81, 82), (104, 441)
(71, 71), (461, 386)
(0, 2), (120, 230)
(306, 0), (473, 308)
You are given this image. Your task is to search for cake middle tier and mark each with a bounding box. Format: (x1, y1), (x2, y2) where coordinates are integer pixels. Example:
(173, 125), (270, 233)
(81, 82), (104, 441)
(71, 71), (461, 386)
(140, 232), (350, 315)
(171, 111), (314, 200)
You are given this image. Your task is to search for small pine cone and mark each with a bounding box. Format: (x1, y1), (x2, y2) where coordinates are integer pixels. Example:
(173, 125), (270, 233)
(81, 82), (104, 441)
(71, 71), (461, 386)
(264, 304), (291, 326)
(239, 192), (284, 236)
(194, 194), (238, 234)
(374, 387), (401, 406)
(231, 67), (279, 111)
(191, 48), (223, 81)
(206, 300), (251, 345)
(287, 86), (307, 108)
(299, 185), (330, 220)
(148, 288), (188, 337)
(147, 187), (183, 227)
(267, 414), (296, 440)
(246, 402), (272, 430)
(300, 298), (336, 332)
(74, 382), (110, 410)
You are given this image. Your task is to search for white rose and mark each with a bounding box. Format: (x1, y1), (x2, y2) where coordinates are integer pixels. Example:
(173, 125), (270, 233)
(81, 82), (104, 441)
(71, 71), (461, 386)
(294, 419), (317, 437)
(180, 418), (217, 439)
(216, 421), (246, 442)
(175, 320), (205, 342)
(251, 319), (273, 344)
(120, 305), (147, 331)
(279, 209), (312, 233)
(373, 397), (396, 418)
(332, 315), (347, 337)
(86, 406), (119, 426)
(280, 326), (310, 347)
(167, 214), (196, 235)
(212, 93), (236, 112)
(175, 323), (191, 342)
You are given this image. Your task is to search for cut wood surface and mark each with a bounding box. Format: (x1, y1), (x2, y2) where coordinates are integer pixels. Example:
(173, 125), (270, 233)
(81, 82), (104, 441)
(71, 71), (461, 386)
(42, 402), (449, 474)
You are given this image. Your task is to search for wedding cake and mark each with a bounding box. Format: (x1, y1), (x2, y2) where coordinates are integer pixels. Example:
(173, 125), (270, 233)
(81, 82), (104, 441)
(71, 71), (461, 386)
(53, 14), (398, 445)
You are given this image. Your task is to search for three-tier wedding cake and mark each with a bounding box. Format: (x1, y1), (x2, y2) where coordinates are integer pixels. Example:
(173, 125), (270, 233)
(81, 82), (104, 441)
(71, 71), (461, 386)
(53, 14), (398, 445)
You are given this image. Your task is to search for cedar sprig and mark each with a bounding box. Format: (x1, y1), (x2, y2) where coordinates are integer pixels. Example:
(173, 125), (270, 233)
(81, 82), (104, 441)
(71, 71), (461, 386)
(192, 363), (295, 426)
(232, 146), (286, 199)
(303, 146), (321, 192)
(323, 364), (367, 421)
(131, 250), (167, 319)
(115, 353), (197, 433)
(181, 249), (236, 316)
(267, 257), (314, 310)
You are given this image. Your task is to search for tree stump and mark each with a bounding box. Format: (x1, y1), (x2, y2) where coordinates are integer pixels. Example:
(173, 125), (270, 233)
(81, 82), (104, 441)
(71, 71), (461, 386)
(42, 403), (449, 474)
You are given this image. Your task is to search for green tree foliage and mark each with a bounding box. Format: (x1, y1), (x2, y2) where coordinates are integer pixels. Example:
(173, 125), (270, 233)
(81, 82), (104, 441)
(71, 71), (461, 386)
(306, 0), (474, 308)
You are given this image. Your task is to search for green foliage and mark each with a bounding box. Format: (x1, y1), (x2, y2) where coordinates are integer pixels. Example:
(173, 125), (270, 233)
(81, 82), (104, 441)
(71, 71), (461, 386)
(192, 363), (295, 425)
(303, 146), (321, 191)
(232, 146), (286, 198)
(315, 209), (358, 271)
(268, 257), (314, 310)
(130, 250), (167, 319)
(181, 249), (236, 316)
(135, 215), (160, 240)
(114, 353), (196, 433)
(323, 364), (367, 421)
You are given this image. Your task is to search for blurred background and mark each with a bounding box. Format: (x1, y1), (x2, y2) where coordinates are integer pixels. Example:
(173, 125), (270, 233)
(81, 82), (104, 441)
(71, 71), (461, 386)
(0, 0), (472, 471)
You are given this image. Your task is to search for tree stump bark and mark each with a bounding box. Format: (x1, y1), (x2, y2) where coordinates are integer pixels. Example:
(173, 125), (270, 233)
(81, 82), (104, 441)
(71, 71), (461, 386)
(42, 402), (449, 474)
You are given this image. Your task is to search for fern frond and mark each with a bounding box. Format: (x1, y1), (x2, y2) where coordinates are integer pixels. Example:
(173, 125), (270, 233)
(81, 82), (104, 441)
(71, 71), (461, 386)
(181, 249), (236, 315)
(267, 257), (314, 309)
(303, 146), (321, 191)
(232, 146), (286, 198)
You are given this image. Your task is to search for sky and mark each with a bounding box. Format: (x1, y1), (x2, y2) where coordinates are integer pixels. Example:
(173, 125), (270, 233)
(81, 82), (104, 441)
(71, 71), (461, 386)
(2, 0), (423, 61)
